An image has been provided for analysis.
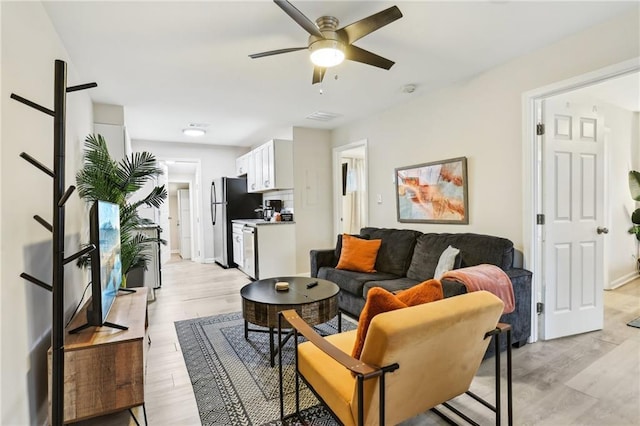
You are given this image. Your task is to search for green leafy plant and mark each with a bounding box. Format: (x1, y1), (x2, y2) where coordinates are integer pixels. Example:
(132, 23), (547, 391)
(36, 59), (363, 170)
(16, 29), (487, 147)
(629, 170), (640, 241)
(76, 134), (167, 283)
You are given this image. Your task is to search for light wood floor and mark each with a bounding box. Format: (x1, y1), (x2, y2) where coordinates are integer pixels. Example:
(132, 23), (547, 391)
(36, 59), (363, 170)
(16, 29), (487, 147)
(79, 256), (640, 425)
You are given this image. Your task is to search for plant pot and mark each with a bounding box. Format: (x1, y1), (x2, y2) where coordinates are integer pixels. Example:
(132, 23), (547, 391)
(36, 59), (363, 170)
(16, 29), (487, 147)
(125, 266), (145, 288)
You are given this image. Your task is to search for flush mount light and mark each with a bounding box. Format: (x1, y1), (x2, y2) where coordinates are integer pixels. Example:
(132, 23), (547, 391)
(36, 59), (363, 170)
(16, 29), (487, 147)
(182, 128), (206, 137)
(309, 39), (345, 68)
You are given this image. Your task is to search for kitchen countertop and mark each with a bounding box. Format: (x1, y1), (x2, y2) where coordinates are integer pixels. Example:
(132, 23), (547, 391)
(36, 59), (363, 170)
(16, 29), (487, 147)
(232, 218), (295, 227)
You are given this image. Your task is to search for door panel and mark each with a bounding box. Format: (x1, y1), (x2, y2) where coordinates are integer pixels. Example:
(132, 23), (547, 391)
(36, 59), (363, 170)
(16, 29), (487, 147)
(178, 189), (192, 259)
(543, 97), (605, 339)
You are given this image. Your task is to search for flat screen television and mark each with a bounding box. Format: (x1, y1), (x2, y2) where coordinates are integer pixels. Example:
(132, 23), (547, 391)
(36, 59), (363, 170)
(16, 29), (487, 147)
(89, 199), (122, 326)
(70, 200), (129, 334)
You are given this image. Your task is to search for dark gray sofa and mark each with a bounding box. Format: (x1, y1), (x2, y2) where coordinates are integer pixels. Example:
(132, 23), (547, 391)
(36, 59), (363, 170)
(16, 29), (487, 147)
(310, 227), (532, 352)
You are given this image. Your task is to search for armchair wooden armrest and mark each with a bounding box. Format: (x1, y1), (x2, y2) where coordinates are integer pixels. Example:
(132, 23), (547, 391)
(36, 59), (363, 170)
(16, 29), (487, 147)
(279, 309), (380, 378)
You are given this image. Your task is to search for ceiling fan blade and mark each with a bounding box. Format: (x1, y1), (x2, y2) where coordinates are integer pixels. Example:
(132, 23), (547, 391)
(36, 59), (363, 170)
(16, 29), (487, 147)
(344, 45), (395, 70)
(337, 6), (402, 44)
(312, 67), (326, 85)
(249, 47), (307, 59)
(274, 0), (323, 38)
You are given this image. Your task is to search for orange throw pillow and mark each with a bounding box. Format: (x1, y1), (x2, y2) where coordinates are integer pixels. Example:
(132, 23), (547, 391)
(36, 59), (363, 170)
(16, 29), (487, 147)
(397, 279), (444, 306)
(336, 234), (382, 273)
(351, 287), (407, 359)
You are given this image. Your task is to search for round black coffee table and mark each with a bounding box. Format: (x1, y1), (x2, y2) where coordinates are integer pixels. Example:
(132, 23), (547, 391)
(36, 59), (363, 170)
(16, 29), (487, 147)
(241, 276), (340, 366)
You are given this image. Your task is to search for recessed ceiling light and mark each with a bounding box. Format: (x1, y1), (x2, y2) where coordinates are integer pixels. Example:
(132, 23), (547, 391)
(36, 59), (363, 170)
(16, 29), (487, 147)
(182, 128), (206, 137)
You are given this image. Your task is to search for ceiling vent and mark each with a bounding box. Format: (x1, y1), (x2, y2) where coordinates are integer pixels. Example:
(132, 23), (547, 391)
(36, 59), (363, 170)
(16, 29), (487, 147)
(306, 111), (341, 122)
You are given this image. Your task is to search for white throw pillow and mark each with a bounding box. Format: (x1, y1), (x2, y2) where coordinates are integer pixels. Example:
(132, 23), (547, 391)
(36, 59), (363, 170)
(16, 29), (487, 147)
(434, 245), (460, 279)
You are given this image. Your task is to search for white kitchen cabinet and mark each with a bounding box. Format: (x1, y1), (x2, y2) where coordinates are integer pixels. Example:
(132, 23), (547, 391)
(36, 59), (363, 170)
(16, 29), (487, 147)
(255, 223), (296, 279)
(232, 223), (244, 268)
(235, 152), (250, 176)
(245, 139), (293, 193)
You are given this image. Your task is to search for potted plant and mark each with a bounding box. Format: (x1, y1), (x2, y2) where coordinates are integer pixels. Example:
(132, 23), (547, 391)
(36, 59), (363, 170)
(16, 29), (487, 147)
(629, 170), (640, 272)
(76, 134), (167, 286)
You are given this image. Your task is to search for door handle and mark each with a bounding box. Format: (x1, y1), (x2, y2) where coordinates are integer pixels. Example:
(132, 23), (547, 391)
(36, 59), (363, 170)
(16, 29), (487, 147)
(596, 227), (609, 234)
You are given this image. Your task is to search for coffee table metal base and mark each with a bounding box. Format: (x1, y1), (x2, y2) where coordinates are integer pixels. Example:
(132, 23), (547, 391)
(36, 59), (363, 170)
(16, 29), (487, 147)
(243, 314), (341, 367)
(240, 277), (341, 367)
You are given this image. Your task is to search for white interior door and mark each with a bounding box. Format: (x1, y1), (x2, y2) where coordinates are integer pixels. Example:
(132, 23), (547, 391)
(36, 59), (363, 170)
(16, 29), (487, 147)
(157, 163), (170, 264)
(542, 97), (606, 339)
(177, 189), (192, 259)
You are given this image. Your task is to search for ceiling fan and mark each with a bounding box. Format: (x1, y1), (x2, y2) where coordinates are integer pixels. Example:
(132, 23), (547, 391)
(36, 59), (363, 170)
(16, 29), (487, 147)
(249, 0), (403, 84)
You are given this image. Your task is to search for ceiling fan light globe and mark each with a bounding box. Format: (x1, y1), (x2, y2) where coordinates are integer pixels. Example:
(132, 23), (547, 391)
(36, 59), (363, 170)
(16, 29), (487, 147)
(309, 39), (345, 68)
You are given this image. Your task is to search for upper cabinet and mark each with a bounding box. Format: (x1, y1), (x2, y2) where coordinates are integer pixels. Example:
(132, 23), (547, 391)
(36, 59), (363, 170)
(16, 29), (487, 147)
(235, 151), (250, 176)
(241, 139), (293, 193)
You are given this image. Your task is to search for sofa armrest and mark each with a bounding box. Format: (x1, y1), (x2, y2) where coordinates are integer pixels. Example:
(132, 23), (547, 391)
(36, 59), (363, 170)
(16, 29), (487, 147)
(310, 249), (338, 278)
(503, 267), (532, 344)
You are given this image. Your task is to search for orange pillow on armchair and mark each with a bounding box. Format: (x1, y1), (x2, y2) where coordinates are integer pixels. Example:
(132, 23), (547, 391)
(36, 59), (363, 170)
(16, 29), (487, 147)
(396, 279), (444, 306)
(351, 287), (407, 359)
(351, 279), (444, 359)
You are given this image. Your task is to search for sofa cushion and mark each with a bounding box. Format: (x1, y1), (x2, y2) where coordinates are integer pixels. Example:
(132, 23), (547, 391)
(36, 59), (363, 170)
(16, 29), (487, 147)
(405, 235), (449, 281)
(336, 234), (382, 273)
(360, 227), (422, 276)
(318, 266), (399, 296)
(406, 233), (514, 281)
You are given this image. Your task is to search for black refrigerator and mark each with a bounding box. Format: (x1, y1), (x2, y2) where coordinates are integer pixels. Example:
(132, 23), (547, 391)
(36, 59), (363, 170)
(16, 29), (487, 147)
(211, 177), (262, 268)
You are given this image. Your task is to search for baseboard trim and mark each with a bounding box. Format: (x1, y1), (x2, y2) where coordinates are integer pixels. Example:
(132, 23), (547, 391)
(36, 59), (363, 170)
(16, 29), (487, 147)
(202, 258), (216, 264)
(607, 272), (639, 290)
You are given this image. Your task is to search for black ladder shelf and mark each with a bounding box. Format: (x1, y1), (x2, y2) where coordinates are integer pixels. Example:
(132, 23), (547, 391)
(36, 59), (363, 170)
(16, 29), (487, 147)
(12, 59), (97, 426)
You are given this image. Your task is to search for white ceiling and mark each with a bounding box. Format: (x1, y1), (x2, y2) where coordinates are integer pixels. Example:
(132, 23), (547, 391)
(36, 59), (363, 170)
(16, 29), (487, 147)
(42, 1), (637, 148)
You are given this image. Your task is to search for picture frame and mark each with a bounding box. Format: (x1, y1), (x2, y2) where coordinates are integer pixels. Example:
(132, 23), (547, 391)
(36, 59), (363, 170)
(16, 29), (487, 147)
(395, 156), (469, 224)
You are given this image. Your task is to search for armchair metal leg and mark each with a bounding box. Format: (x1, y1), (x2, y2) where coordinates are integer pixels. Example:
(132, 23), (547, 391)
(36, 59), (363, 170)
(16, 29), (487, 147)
(507, 328), (513, 426)
(278, 316), (284, 422)
(495, 334), (501, 426)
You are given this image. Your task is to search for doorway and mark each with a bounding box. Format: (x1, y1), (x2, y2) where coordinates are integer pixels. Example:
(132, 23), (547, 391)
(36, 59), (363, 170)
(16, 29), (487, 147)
(333, 140), (369, 236)
(162, 159), (203, 263)
(524, 58), (640, 342)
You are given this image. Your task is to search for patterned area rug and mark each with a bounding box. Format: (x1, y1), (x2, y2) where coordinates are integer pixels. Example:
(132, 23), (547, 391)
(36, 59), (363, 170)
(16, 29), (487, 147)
(628, 316), (640, 328)
(175, 311), (355, 425)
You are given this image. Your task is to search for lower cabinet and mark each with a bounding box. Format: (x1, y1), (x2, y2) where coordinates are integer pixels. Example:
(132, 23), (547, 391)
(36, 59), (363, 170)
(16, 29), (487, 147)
(254, 224), (296, 279)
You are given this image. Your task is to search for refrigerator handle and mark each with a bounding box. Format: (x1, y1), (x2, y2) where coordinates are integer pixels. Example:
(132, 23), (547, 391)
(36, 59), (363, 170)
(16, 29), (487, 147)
(211, 181), (216, 226)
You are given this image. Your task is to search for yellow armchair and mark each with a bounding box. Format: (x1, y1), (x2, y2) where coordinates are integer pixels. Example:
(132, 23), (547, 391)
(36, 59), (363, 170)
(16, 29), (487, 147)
(278, 290), (513, 426)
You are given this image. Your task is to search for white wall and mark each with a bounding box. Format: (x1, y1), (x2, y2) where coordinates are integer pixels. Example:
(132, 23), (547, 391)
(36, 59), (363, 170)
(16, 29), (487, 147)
(132, 140), (247, 262)
(605, 105), (640, 286)
(1, 2), (94, 424)
(292, 127), (334, 274)
(331, 9), (639, 257)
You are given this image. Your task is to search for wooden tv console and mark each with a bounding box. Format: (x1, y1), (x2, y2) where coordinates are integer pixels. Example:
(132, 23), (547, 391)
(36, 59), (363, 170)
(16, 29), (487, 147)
(48, 287), (148, 424)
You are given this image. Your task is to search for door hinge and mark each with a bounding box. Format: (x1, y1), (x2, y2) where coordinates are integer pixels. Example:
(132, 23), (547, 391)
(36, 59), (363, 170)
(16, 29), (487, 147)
(537, 214), (545, 225)
(536, 302), (544, 314)
(536, 123), (545, 136)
